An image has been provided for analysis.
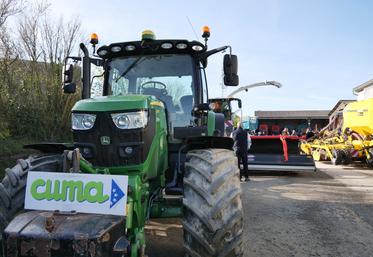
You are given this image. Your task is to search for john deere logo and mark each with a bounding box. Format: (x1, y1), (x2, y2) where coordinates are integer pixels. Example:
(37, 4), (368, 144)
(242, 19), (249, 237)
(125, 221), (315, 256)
(101, 136), (111, 145)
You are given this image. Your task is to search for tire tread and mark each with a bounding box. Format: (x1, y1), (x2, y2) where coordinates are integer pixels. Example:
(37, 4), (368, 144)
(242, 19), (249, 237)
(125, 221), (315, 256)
(183, 148), (244, 257)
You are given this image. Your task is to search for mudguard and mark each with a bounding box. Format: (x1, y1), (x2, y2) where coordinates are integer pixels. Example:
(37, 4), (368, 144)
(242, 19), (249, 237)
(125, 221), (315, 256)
(186, 136), (233, 151)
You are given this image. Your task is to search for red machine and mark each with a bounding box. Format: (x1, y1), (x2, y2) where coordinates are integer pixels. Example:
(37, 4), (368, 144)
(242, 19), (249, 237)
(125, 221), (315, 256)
(247, 135), (315, 172)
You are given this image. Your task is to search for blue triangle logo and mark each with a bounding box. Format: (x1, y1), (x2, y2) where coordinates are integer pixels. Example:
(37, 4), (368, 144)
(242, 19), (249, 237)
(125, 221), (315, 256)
(110, 179), (125, 208)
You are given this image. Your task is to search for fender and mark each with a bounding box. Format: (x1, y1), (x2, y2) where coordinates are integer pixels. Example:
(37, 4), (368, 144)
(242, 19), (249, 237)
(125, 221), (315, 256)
(186, 136), (233, 151)
(207, 111), (225, 136)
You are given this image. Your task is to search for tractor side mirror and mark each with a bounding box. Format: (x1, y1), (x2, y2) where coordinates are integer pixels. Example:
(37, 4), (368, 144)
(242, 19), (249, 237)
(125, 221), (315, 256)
(63, 64), (74, 83)
(223, 54), (239, 86)
(63, 82), (76, 94)
(62, 64), (76, 94)
(238, 99), (242, 109)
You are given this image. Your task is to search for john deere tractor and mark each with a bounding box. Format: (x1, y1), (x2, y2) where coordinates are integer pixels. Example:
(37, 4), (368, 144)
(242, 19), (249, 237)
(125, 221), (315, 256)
(0, 28), (243, 257)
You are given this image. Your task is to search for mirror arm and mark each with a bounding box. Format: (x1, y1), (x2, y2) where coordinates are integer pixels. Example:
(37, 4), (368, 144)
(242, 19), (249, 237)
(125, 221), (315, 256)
(80, 43), (91, 99)
(66, 56), (81, 62)
(80, 43), (89, 57)
(201, 45), (232, 60)
(90, 58), (104, 66)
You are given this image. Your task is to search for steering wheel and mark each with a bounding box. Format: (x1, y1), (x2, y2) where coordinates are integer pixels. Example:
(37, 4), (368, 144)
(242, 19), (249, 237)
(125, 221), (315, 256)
(140, 81), (167, 95)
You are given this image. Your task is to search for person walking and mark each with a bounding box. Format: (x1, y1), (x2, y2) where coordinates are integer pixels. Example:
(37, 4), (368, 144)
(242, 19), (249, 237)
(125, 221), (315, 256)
(232, 122), (250, 181)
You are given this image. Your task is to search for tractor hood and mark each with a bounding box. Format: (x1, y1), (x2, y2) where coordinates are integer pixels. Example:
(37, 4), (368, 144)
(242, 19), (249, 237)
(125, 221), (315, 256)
(72, 94), (160, 112)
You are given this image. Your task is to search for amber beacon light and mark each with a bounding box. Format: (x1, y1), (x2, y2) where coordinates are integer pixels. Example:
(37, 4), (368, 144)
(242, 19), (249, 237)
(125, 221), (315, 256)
(90, 33), (99, 46)
(202, 26), (210, 38)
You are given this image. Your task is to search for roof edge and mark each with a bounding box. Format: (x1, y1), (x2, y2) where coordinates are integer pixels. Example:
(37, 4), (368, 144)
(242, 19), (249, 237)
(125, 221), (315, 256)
(353, 79), (373, 94)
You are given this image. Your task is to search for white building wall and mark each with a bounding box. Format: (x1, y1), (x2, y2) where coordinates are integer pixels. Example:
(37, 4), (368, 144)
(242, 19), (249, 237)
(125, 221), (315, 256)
(357, 85), (373, 101)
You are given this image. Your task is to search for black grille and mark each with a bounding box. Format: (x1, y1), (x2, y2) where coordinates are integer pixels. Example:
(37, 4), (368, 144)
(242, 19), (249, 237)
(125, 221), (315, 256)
(73, 110), (155, 167)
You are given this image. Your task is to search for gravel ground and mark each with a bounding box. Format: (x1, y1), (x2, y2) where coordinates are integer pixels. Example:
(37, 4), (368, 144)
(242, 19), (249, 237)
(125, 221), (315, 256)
(146, 162), (373, 257)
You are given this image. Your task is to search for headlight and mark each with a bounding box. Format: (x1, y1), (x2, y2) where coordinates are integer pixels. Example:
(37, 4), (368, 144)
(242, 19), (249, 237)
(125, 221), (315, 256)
(111, 111), (148, 129)
(72, 113), (96, 130)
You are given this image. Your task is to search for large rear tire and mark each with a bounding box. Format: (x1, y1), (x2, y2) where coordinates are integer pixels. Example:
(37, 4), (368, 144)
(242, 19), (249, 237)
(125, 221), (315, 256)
(0, 154), (63, 240)
(183, 148), (244, 257)
(342, 149), (352, 165)
(365, 149), (373, 168)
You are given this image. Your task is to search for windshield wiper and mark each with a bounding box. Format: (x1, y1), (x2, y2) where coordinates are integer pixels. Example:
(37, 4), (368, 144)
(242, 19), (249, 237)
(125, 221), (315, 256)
(115, 56), (144, 83)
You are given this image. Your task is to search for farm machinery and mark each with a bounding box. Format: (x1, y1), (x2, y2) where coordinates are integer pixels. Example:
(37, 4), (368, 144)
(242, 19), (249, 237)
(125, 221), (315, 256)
(247, 135), (316, 172)
(208, 98), (315, 172)
(0, 28), (244, 257)
(300, 98), (373, 166)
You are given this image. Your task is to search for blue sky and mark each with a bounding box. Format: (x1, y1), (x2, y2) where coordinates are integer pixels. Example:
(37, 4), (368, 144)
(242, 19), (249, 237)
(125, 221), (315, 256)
(50, 0), (373, 116)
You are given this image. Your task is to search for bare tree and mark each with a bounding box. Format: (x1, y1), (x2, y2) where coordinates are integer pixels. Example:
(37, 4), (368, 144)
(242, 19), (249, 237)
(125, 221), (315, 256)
(63, 17), (81, 60)
(0, 0), (21, 28)
(18, 1), (49, 62)
(0, 0), (83, 140)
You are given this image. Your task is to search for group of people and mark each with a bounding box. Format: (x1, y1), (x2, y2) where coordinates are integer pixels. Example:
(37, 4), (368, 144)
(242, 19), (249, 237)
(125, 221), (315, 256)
(249, 127), (319, 138)
(281, 127), (298, 136)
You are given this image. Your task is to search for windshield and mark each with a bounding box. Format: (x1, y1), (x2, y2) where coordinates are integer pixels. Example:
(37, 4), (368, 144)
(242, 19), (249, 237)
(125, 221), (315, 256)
(107, 54), (196, 129)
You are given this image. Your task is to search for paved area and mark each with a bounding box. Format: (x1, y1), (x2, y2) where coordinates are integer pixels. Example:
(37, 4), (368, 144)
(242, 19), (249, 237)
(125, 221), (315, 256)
(146, 162), (373, 257)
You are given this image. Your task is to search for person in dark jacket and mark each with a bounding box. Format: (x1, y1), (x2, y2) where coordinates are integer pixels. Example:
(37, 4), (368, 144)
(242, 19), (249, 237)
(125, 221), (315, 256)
(232, 122), (250, 181)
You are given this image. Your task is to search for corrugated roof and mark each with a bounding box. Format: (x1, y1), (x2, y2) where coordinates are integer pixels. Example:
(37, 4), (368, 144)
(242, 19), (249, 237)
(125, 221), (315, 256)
(255, 110), (330, 120)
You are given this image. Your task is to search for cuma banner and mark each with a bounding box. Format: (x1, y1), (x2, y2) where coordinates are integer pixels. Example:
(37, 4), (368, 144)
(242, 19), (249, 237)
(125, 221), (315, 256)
(25, 172), (128, 216)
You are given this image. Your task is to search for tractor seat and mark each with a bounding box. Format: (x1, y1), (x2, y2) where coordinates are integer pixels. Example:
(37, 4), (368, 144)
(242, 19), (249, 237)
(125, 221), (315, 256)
(173, 95), (194, 127)
(180, 95), (193, 115)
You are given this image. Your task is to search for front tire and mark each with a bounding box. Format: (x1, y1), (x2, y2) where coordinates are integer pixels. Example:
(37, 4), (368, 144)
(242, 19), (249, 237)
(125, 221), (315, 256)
(183, 148), (244, 257)
(0, 155), (62, 240)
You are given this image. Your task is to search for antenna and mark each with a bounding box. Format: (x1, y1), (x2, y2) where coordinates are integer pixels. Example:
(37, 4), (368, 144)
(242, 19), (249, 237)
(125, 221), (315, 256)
(186, 16), (199, 40)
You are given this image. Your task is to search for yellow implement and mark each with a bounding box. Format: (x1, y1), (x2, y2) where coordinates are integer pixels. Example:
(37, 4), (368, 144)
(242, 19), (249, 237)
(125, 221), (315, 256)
(300, 98), (373, 166)
(343, 98), (373, 136)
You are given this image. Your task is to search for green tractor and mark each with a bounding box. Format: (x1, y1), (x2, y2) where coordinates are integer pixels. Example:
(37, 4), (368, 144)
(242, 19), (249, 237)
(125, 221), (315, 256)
(208, 98), (242, 135)
(0, 28), (243, 257)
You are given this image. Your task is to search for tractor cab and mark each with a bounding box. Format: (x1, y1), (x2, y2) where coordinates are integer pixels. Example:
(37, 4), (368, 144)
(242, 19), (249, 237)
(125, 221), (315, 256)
(98, 38), (205, 136)
(64, 30), (239, 141)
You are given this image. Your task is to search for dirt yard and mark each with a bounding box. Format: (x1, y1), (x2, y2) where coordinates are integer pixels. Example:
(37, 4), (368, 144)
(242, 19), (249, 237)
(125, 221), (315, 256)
(146, 162), (373, 257)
